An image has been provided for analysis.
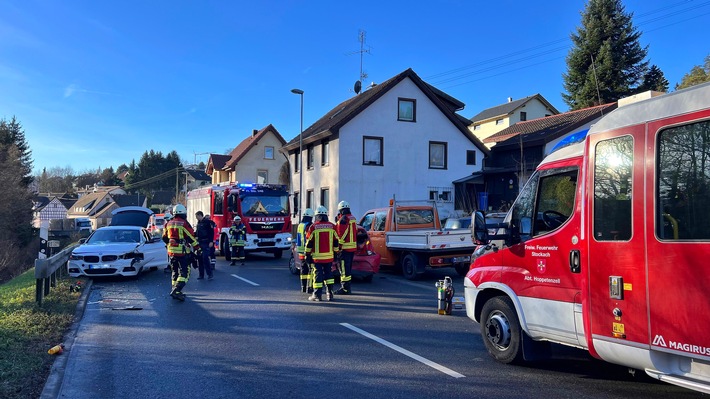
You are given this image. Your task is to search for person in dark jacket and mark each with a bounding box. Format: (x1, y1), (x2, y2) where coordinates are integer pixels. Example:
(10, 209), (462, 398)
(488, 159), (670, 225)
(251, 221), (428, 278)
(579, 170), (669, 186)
(195, 211), (215, 280)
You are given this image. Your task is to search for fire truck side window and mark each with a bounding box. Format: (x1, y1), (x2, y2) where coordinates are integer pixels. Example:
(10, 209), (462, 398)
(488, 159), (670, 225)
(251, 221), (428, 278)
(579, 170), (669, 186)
(533, 169), (578, 236)
(657, 120), (710, 241)
(213, 191), (224, 215)
(593, 135), (633, 241)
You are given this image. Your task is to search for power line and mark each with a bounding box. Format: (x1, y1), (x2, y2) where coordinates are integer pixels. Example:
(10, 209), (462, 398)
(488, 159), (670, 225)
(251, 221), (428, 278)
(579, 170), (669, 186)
(424, 2), (710, 88)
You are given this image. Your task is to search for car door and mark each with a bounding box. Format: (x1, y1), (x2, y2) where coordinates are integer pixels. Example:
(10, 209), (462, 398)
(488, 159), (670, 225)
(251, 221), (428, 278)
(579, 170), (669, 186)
(139, 229), (165, 267)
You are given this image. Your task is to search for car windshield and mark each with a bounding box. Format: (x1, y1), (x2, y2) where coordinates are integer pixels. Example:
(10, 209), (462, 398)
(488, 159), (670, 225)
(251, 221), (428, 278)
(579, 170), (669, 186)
(240, 194), (289, 216)
(444, 217), (471, 230)
(76, 221), (91, 228)
(88, 229), (141, 244)
(155, 219), (164, 226)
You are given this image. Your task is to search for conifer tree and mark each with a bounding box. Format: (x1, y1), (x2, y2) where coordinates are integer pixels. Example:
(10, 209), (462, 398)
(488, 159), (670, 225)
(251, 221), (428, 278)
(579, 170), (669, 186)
(562, 0), (648, 109)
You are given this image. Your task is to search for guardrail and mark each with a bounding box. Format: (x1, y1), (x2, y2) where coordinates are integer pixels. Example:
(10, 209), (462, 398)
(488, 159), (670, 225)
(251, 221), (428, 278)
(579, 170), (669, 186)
(34, 244), (78, 305)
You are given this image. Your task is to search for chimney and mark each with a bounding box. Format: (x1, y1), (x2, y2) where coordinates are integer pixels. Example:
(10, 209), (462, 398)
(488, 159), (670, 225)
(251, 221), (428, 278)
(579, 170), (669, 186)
(252, 129), (258, 137)
(507, 97), (513, 103)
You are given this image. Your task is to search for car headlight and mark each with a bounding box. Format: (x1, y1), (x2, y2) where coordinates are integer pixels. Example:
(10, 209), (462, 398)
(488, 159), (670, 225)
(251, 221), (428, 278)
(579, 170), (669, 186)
(69, 253), (83, 261)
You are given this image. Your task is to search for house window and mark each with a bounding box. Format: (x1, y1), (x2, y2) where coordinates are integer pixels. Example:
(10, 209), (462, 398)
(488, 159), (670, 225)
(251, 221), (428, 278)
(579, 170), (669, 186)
(293, 192), (299, 217)
(429, 190), (438, 201)
(306, 190), (314, 209)
(307, 145), (314, 170)
(520, 112), (527, 122)
(264, 146), (274, 160)
(257, 170), (268, 184)
(294, 151), (300, 173)
(495, 119), (504, 125)
(466, 150), (477, 165)
(363, 136), (383, 166)
(320, 188), (329, 209)
(321, 140), (329, 166)
(545, 114), (551, 117)
(429, 141), (447, 169)
(473, 125), (481, 131)
(398, 98), (416, 122)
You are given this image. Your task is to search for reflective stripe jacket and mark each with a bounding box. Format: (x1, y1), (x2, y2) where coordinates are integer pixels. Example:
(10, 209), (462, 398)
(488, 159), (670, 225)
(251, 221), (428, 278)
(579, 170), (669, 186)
(336, 214), (358, 252)
(162, 218), (198, 257)
(229, 223), (246, 246)
(305, 221), (340, 263)
(296, 221), (312, 259)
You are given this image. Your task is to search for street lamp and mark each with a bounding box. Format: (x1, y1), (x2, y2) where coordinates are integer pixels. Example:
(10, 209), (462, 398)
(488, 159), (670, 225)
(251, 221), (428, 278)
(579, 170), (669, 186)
(291, 88), (304, 223)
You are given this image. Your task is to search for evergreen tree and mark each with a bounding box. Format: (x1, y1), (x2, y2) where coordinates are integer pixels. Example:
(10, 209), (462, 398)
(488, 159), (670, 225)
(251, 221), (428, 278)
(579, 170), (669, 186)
(562, 0), (649, 110)
(675, 54), (710, 90)
(638, 64), (669, 92)
(0, 117), (33, 187)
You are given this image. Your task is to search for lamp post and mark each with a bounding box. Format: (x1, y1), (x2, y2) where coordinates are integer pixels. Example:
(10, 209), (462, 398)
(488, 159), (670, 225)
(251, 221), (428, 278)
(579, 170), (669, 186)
(291, 88), (304, 223)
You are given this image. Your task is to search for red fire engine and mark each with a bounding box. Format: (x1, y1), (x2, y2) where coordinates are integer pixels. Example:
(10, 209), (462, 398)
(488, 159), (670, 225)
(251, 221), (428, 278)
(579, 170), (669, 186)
(187, 183), (292, 259)
(467, 82), (710, 394)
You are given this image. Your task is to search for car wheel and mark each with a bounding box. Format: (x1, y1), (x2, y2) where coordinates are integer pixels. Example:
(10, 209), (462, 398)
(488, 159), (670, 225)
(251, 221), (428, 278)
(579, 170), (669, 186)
(401, 253), (419, 280)
(222, 236), (231, 261)
(273, 250), (283, 259)
(480, 296), (524, 364)
(288, 255), (298, 275)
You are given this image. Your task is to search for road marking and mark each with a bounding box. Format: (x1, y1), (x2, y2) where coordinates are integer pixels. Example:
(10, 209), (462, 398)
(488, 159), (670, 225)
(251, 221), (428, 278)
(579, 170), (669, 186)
(340, 323), (465, 378)
(230, 274), (260, 286)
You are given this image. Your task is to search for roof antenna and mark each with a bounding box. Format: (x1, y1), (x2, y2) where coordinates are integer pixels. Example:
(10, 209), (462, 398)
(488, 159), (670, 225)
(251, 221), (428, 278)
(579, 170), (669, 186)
(348, 29), (371, 94)
(590, 54), (605, 117)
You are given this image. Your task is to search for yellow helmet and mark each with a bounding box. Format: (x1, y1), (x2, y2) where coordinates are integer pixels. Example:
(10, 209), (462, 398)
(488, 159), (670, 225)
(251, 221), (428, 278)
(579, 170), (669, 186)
(315, 205), (328, 216)
(303, 208), (314, 217)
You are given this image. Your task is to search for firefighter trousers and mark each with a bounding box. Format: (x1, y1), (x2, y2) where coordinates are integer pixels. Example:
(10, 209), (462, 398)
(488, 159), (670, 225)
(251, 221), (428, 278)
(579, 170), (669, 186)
(170, 255), (190, 293)
(339, 251), (354, 292)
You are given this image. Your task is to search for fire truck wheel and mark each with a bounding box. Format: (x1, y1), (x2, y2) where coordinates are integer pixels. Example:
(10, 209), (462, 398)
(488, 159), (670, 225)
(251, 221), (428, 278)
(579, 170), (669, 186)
(221, 238), (232, 261)
(480, 296), (524, 364)
(273, 250), (283, 259)
(401, 253), (419, 280)
(455, 264), (469, 276)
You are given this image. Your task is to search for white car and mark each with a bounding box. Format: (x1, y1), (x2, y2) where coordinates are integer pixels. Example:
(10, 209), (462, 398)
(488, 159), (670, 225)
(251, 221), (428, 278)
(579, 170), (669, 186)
(67, 207), (168, 278)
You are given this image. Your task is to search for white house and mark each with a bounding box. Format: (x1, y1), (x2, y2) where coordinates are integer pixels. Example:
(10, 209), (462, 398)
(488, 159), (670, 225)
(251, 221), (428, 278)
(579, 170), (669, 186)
(282, 68), (489, 222)
(32, 196), (68, 228)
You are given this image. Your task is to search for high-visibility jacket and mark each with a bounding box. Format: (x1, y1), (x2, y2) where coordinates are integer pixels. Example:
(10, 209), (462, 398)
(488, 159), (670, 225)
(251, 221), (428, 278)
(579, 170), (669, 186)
(229, 223), (246, 246)
(305, 221), (340, 263)
(296, 221), (312, 260)
(336, 214), (358, 252)
(162, 217), (198, 257)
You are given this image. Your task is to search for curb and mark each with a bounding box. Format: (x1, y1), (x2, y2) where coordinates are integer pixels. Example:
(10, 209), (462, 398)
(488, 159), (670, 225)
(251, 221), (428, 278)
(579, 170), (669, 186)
(39, 278), (93, 399)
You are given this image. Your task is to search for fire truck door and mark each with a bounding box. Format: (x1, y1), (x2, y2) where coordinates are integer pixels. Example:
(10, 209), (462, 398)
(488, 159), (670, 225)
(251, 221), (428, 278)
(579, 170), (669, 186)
(587, 128), (649, 348)
(646, 115), (710, 358)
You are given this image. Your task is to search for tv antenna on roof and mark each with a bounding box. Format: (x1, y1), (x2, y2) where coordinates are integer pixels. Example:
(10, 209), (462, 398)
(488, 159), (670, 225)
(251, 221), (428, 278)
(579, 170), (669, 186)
(347, 29), (371, 94)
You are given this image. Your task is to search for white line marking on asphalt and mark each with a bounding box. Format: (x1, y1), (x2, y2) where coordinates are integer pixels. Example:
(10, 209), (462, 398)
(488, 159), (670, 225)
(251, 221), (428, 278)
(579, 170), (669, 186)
(230, 274), (260, 286)
(340, 323), (465, 378)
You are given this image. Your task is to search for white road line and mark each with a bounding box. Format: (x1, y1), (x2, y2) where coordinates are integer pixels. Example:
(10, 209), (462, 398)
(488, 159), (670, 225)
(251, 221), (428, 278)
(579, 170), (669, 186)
(230, 274), (260, 286)
(340, 323), (465, 378)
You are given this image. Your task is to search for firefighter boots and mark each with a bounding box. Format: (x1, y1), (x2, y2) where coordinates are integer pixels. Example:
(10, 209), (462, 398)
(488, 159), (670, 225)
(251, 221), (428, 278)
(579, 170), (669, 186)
(230, 260), (236, 266)
(170, 288), (186, 301)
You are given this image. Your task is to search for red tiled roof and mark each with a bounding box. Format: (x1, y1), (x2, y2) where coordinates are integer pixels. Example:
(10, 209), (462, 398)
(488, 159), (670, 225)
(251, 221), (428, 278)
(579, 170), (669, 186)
(484, 103), (617, 147)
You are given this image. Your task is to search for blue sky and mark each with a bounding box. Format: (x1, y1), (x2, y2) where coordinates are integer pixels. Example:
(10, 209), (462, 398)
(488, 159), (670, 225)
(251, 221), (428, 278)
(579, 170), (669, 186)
(2, 0), (709, 174)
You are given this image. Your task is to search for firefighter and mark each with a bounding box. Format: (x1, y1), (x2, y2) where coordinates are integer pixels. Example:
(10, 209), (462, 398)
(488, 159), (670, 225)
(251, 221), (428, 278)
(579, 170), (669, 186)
(161, 204), (200, 301)
(229, 216), (246, 265)
(195, 211), (214, 280)
(335, 200), (357, 295)
(305, 206), (340, 302)
(296, 208), (315, 293)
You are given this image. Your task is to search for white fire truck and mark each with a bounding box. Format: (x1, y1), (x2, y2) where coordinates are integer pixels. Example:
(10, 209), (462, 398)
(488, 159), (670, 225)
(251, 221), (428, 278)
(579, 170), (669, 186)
(467, 82), (710, 394)
(186, 183), (292, 259)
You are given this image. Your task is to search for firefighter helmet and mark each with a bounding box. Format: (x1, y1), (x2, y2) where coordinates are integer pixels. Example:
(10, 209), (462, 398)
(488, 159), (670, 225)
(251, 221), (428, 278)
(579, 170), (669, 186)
(173, 204), (187, 216)
(315, 206), (328, 216)
(164, 213), (173, 221)
(337, 201), (350, 211)
(233, 216), (241, 222)
(303, 208), (314, 217)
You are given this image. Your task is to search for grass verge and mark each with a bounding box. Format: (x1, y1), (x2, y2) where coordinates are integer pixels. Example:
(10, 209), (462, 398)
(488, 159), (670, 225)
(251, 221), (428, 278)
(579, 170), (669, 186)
(0, 268), (85, 399)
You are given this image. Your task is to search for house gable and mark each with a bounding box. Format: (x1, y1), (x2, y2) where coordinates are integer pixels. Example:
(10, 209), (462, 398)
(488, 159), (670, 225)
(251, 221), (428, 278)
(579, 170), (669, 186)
(225, 125), (288, 185)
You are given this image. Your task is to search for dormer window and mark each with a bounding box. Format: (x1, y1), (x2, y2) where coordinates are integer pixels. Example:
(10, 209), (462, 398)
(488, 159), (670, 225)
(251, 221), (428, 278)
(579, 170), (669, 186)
(398, 98), (416, 122)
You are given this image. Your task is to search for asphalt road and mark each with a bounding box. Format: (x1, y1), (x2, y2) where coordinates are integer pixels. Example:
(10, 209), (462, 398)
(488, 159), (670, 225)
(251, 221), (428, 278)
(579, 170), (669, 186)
(47, 254), (705, 399)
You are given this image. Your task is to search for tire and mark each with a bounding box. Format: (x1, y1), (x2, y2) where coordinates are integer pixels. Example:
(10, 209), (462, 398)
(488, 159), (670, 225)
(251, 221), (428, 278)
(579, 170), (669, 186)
(221, 236), (231, 261)
(401, 253), (419, 280)
(288, 255), (298, 275)
(273, 250), (283, 259)
(480, 296), (524, 364)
